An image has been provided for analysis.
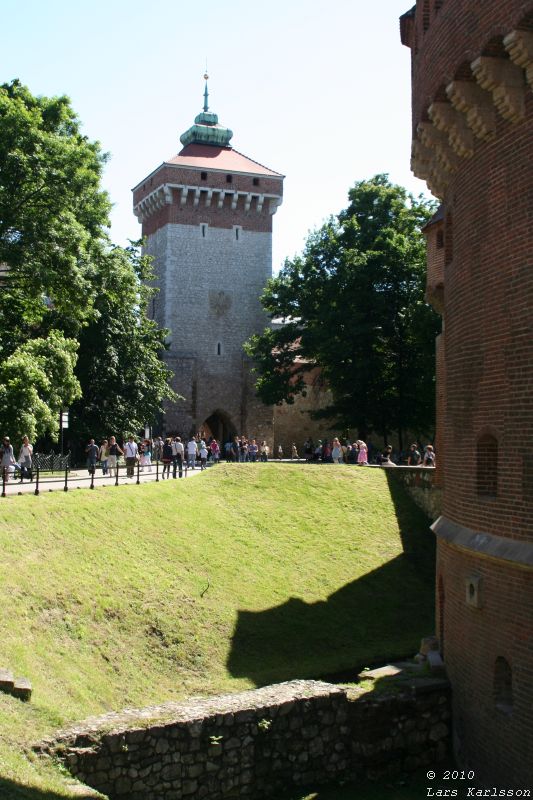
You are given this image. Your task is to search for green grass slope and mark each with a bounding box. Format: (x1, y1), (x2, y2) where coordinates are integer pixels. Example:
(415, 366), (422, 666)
(0, 464), (435, 798)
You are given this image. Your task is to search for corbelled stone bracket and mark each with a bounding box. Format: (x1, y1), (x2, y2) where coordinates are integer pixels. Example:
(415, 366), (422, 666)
(471, 56), (526, 123)
(446, 80), (497, 141)
(504, 29), (533, 90)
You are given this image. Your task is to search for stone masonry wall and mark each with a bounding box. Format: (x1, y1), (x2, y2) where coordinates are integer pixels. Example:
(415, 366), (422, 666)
(36, 679), (451, 800)
(385, 466), (442, 520)
(145, 223), (274, 440)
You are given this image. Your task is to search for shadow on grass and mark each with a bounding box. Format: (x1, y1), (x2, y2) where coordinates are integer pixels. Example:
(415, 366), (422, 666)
(0, 777), (97, 800)
(227, 478), (435, 685)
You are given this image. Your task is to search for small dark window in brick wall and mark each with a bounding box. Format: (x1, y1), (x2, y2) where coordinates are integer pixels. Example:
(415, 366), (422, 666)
(226, 174), (232, 183)
(436, 230), (444, 249)
(494, 657), (513, 713)
(477, 433), (498, 497)
(253, 178), (260, 186)
(201, 172), (207, 180)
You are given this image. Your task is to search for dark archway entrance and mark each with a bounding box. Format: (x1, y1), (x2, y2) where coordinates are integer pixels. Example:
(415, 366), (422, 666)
(202, 410), (236, 445)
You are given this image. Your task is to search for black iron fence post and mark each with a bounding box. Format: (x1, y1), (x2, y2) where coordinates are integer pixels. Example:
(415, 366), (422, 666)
(115, 462), (119, 487)
(136, 457), (140, 485)
(2, 466), (6, 498)
(34, 462), (40, 496)
(156, 458), (159, 482)
(64, 452), (69, 492)
(90, 467), (95, 490)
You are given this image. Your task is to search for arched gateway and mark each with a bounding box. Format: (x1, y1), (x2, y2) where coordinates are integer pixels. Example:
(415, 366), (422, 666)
(202, 410), (236, 445)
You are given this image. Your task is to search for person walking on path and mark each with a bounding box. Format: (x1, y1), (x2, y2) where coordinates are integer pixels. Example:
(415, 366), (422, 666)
(140, 439), (152, 472)
(187, 436), (198, 469)
(331, 438), (343, 464)
(423, 445), (436, 467)
(124, 436), (139, 478)
(408, 443), (421, 466)
(260, 441), (269, 462)
(199, 442), (208, 470)
(85, 439), (99, 474)
(172, 437), (184, 478)
(107, 436), (123, 477)
(18, 436), (33, 481)
(1, 437), (15, 482)
(161, 438), (173, 479)
(99, 439), (110, 475)
(357, 440), (368, 465)
(210, 439), (220, 464)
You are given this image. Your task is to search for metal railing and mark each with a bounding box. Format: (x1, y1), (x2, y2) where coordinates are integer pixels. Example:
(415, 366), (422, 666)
(0, 455), (216, 498)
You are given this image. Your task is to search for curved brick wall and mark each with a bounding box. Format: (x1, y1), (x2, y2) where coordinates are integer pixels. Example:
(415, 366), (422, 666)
(402, 0), (533, 787)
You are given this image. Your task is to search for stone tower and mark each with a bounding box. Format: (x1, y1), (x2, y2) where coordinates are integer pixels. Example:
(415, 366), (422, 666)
(401, 0), (533, 786)
(132, 77), (284, 443)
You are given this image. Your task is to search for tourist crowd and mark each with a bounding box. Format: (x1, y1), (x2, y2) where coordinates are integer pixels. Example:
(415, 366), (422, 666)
(0, 432), (435, 484)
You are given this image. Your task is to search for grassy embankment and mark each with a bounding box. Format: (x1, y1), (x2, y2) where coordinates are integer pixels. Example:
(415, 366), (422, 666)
(0, 464), (435, 798)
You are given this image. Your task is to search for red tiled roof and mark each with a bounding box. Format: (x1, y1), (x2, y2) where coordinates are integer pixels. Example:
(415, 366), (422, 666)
(165, 144), (283, 177)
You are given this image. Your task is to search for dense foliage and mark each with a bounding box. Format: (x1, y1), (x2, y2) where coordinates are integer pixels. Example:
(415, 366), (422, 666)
(0, 80), (175, 443)
(245, 175), (439, 446)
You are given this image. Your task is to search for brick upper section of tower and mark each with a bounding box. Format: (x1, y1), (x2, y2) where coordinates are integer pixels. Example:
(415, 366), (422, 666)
(132, 141), (284, 238)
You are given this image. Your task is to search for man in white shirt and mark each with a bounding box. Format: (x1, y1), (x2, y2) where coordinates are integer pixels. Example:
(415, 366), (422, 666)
(124, 436), (139, 477)
(187, 437), (198, 469)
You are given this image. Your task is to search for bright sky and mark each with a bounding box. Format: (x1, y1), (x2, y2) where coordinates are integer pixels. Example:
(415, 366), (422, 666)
(3, 0), (428, 271)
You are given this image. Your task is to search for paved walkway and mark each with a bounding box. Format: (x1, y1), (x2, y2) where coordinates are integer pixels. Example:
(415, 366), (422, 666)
(0, 464), (207, 497)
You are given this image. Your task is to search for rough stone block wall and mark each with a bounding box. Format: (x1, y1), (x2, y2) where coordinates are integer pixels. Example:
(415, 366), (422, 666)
(144, 223), (274, 440)
(273, 368), (339, 455)
(36, 679), (451, 800)
(386, 466), (442, 520)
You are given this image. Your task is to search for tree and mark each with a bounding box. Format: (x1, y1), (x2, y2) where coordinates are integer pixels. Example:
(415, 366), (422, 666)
(68, 243), (177, 443)
(0, 79), (110, 346)
(245, 175), (439, 447)
(0, 81), (175, 445)
(0, 332), (81, 442)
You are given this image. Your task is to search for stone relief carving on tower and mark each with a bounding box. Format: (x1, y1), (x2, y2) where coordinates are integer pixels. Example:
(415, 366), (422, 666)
(209, 290), (232, 318)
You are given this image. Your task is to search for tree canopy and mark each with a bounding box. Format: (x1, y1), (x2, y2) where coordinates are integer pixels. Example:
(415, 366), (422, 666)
(0, 80), (175, 445)
(245, 175), (439, 447)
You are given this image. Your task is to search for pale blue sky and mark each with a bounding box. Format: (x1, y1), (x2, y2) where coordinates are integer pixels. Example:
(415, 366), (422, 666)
(2, 0), (427, 270)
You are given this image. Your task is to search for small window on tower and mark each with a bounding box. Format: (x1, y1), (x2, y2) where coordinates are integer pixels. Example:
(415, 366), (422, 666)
(201, 172), (207, 180)
(226, 174), (233, 183)
(436, 231), (444, 249)
(253, 177), (260, 186)
(217, 342), (222, 356)
(201, 224), (207, 238)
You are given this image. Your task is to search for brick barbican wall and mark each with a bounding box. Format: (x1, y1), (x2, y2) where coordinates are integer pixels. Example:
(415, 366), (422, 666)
(35, 680), (451, 800)
(402, 0), (533, 787)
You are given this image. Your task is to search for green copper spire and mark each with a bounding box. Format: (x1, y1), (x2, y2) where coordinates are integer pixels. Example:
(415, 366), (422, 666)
(203, 73), (209, 112)
(180, 73), (233, 148)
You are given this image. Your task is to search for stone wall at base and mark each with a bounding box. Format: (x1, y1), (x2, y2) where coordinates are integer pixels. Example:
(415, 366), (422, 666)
(35, 679), (451, 800)
(385, 466), (442, 520)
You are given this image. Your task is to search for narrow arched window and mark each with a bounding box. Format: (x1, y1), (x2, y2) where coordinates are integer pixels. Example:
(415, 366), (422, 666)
(217, 342), (222, 356)
(494, 657), (513, 713)
(477, 433), (498, 497)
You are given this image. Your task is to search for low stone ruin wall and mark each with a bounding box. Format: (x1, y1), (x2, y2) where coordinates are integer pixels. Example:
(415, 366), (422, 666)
(35, 679), (451, 799)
